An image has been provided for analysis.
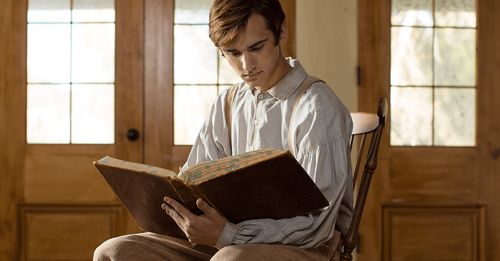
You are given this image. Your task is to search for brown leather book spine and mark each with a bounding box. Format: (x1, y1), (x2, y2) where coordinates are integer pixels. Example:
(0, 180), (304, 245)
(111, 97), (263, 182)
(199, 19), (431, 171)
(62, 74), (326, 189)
(168, 178), (203, 215)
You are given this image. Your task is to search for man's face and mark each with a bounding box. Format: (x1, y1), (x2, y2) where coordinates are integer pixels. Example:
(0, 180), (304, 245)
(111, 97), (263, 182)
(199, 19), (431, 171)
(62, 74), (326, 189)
(220, 13), (287, 91)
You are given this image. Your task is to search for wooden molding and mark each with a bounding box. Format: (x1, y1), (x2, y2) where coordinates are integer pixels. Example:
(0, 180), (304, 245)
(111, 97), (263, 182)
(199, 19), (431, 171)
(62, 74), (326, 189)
(18, 204), (125, 261)
(280, 0), (296, 58)
(144, 0), (174, 169)
(382, 204), (485, 261)
(0, 0), (27, 260)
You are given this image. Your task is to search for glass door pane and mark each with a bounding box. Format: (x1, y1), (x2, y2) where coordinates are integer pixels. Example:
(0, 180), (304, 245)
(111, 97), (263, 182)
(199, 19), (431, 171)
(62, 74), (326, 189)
(27, 0), (115, 144)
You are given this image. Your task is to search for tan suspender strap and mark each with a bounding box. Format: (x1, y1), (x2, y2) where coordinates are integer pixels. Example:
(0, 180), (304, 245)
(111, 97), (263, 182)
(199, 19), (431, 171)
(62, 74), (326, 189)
(288, 76), (324, 155)
(224, 76), (324, 156)
(224, 84), (239, 151)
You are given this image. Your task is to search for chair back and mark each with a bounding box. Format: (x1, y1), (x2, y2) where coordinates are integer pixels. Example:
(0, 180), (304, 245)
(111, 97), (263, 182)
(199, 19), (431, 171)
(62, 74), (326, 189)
(339, 97), (387, 261)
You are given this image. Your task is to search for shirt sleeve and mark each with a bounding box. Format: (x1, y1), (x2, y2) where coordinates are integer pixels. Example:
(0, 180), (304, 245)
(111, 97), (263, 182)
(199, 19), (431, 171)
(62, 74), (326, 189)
(216, 103), (353, 249)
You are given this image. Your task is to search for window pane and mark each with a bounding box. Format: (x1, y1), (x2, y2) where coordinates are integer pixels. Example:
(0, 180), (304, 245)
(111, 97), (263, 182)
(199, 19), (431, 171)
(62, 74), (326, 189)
(434, 88), (475, 146)
(391, 0), (433, 26)
(435, 0), (476, 27)
(434, 28), (475, 86)
(28, 24), (71, 83)
(174, 85), (218, 145)
(73, 0), (115, 22)
(71, 84), (114, 144)
(218, 52), (241, 85)
(174, 25), (217, 84)
(390, 87), (433, 146)
(174, 0), (210, 24)
(391, 27), (433, 86)
(390, 0), (476, 147)
(72, 24), (115, 83)
(27, 84), (70, 144)
(28, 0), (70, 23)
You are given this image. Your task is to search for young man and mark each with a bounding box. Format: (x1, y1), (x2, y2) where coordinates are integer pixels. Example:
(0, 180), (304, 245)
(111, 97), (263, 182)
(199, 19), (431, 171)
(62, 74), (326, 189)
(94, 0), (353, 260)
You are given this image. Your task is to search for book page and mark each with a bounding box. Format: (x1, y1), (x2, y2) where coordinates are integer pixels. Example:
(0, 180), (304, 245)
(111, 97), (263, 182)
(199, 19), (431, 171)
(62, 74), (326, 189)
(180, 148), (287, 184)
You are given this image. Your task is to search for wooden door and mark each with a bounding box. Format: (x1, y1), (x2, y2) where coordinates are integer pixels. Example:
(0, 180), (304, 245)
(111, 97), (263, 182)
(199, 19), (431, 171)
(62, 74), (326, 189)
(1, 0), (296, 260)
(0, 0), (144, 260)
(357, 0), (498, 260)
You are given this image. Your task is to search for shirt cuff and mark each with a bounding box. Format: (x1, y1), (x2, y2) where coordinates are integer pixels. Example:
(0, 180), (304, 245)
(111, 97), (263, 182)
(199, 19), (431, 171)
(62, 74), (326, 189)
(215, 222), (238, 249)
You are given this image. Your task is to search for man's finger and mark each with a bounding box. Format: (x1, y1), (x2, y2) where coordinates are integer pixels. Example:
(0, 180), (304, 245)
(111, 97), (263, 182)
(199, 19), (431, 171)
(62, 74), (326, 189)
(163, 196), (195, 219)
(161, 203), (191, 236)
(161, 203), (184, 223)
(196, 198), (217, 216)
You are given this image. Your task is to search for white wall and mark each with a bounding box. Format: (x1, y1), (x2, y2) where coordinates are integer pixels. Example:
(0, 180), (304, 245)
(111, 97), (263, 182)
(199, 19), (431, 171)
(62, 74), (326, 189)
(295, 0), (357, 111)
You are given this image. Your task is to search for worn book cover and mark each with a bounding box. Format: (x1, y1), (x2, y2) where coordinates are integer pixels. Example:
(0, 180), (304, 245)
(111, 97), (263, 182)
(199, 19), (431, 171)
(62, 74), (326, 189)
(94, 148), (329, 238)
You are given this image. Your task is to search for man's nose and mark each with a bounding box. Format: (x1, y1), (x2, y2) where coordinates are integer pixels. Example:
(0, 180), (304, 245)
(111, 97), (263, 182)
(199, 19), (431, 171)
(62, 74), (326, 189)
(241, 53), (255, 73)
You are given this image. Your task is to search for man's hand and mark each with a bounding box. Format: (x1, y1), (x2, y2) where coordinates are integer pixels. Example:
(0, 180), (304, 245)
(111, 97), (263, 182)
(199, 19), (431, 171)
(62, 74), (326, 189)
(161, 197), (227, 246)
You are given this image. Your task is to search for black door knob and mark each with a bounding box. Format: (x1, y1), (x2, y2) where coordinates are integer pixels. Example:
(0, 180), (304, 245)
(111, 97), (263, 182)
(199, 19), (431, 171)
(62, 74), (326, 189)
(127, 128), (140, 141)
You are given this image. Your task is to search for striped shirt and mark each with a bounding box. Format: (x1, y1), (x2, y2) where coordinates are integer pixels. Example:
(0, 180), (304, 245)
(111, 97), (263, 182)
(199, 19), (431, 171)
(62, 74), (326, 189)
(181, 58), (353, 249)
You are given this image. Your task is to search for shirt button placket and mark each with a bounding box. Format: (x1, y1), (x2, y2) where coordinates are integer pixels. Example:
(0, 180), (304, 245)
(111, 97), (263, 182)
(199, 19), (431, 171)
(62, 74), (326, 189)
(250, 92), (264, 151)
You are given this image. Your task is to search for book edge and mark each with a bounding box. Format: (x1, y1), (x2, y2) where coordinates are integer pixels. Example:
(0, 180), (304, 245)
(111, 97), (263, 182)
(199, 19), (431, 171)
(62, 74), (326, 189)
(183, 149), (290, 185)
(95, 156), (178, 178)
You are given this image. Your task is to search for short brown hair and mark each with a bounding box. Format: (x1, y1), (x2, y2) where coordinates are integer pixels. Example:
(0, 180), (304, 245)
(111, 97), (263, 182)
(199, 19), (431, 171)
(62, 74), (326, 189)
(209, 0), (285, 47)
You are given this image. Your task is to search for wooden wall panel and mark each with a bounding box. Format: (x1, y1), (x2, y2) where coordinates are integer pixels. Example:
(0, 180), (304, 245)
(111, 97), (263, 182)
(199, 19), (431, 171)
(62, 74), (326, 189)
(19, 205), (124, 261)
(387, 150), (478, 203)
(382, 205), (485, 261)
(23, 146), (115, 203)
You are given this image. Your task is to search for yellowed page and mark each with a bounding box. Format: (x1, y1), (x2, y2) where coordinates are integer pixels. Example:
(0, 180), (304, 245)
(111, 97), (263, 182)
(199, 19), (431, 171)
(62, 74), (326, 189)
(180, 148), (287, 184)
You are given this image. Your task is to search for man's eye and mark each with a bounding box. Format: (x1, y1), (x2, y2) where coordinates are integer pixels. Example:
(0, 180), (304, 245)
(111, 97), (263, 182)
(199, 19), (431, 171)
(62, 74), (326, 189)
(251, 46), (263, 51)
(228, 52), (240, 57)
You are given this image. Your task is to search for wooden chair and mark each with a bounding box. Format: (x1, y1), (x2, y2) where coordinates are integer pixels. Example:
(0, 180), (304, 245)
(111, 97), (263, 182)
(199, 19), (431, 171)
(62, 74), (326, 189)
(332, 97), (387, 261)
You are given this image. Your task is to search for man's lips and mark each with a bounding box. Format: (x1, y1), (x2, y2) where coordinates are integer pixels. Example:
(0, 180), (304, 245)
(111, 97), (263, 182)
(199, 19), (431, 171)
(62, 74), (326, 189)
(243, 71), (262, 80)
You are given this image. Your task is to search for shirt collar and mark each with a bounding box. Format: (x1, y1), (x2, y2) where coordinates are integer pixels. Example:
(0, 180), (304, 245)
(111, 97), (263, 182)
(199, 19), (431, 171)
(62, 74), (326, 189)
(242, 58), (308, 100)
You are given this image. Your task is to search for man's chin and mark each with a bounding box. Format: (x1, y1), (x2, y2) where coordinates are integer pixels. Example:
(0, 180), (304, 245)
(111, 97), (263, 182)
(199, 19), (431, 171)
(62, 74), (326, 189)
(243, 80), (258, 88)
(243, 75), (263, 87)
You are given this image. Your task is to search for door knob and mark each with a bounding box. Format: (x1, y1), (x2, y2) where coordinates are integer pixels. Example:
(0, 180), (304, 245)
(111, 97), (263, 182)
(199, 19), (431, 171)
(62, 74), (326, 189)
(127, 128), (140, 141)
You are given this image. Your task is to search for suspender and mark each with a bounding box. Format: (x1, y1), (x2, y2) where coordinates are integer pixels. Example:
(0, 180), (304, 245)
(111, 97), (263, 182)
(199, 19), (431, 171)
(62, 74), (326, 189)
(224, 76), (324, 155)
(224, 84), (239, 151)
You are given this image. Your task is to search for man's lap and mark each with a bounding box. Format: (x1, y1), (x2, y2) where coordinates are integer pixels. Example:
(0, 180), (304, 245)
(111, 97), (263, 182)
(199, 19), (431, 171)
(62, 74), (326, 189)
(93, 231), (339, 261)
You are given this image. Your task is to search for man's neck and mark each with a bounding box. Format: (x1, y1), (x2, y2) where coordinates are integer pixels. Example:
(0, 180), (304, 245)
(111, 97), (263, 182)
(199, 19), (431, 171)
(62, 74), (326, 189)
(256, 56), (292, 92)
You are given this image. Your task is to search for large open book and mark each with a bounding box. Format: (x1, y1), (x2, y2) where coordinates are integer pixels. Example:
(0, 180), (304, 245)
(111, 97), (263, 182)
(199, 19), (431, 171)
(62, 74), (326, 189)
(94, 148), (329, 238)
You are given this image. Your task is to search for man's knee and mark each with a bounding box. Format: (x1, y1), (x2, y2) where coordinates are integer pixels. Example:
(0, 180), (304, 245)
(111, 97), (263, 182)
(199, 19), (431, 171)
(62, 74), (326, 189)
(93, 236), (132, 261)
(211, 245), (253, 261)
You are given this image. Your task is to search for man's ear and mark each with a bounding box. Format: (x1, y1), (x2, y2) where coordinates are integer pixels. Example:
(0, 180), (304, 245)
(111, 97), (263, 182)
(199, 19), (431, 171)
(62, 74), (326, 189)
(279, 21), (288, 45)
